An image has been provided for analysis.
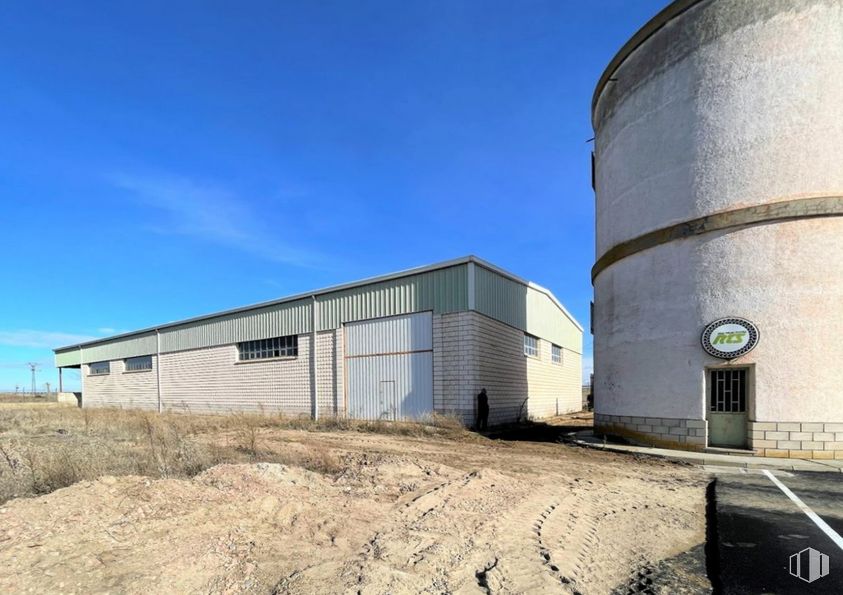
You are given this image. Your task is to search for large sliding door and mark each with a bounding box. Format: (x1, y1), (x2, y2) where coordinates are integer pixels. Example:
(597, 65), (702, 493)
(345, 312), (433, 420)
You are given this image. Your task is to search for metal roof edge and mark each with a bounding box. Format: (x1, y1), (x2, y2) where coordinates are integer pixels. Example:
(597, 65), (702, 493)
(55, 256), (474, 352)
(55, 255), (582, 353)
(469, 257), (584, 333)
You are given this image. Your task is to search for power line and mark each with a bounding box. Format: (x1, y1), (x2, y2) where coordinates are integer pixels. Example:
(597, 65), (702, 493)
(25, 362), (39, 395)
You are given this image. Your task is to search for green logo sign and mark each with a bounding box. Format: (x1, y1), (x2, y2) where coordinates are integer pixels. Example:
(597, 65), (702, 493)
(711, 331), (747, 345)
(701, 318), (759, 359)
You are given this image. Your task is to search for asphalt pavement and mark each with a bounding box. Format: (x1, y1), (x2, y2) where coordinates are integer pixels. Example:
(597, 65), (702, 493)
(713, 469), (843, 594)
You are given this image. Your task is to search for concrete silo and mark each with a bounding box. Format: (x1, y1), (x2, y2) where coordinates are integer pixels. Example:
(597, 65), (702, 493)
(591, 0), (843, 457)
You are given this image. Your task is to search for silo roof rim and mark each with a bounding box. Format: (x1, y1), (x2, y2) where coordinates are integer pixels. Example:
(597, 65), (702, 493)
(591, 0), (705, 130)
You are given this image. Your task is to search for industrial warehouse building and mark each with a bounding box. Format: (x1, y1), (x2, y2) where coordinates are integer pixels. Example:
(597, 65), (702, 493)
(591, 0), (843, 458)
(54, 256), (582, 426)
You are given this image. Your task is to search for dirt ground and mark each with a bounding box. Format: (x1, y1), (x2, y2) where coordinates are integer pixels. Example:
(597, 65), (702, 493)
(0, 410), (710, 594)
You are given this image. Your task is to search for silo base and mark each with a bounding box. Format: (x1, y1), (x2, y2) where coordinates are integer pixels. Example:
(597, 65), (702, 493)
(595, 414), (843, 459)
(595, 413), (707, 452)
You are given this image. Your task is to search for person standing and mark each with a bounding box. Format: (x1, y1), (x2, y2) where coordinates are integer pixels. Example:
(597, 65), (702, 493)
(476, 388), (489, 431)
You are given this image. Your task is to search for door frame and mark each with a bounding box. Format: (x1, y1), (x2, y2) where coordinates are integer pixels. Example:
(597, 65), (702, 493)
(341, 310), (435, 421)
(705, 363), (754, 448)
(379, 380), (397, 421)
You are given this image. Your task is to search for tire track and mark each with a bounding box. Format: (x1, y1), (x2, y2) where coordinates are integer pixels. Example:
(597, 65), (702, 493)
(619, 562), (656, 595)
(344, 470), (490, 592)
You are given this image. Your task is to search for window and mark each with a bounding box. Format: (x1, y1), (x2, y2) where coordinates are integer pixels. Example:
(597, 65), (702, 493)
(238, 335), (298, 361)
(552, 344), (562, 364)
(710, 368), (747, 413)
(523, 334), (539, 358)
(125, 355), (152, 372)
(89, 361), (110, 375)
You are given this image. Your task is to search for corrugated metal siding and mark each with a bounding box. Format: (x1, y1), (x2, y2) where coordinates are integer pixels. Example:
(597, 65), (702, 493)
(474, 265), (528, 329)
(159, 298), (311, 353)
(346, 353), (434, 420)
(345, 313), (434, 420)
(525, 287), (582, 352)
(474, 265), (581, 351)
(318, 265), (467, 330)
(345, 312), (433, 356)
(57, 267), (467, 367)
(55, 350), (81, 367)
(61, 333), (157, 365)
(56, 260), (582, 367)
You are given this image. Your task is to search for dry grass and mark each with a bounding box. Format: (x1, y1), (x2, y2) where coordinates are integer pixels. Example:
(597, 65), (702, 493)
(0, 406), (468, 504)
(0, 392), (57, 405)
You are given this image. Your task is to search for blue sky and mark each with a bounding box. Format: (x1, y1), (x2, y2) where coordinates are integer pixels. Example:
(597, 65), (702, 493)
(0, 0), (665, 391)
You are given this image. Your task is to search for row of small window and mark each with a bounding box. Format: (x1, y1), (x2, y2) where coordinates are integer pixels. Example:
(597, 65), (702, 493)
(89, 356), (152, 375)
(92, 334), (557, 371)
(88, 335), (299, 375)
(523, 334), (564, 364)
(238, 335), (298, 360)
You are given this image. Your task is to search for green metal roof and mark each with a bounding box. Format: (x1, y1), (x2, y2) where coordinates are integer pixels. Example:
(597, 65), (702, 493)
(55, 256), (581, 366)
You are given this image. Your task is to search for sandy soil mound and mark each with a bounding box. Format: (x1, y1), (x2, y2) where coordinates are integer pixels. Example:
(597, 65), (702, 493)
(0, 433), (708, 594)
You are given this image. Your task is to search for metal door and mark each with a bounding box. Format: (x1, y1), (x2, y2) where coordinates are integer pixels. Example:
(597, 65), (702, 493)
(345, 312), (434, 420)
(707, 368), (748, 448)
(379, 381), (397, 421)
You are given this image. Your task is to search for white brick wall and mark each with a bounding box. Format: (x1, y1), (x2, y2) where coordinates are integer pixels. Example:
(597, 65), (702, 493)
(526, 343), (582, 420)
(83, 331), (345, 417)
(159, 339), (312, 414)
(434, 312), (582, 426)
(316, 329), (342, 416)
(433, 312), (476, 420)
(82, 358), (158, 410)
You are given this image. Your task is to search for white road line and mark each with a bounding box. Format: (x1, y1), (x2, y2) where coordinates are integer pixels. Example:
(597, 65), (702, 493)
(763, 469), (843, 552)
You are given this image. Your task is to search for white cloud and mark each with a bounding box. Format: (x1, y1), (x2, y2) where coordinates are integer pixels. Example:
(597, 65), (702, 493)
(97, 327), (117, 334)
(0, 330), (98, 349)
(110, 173), (323, 267)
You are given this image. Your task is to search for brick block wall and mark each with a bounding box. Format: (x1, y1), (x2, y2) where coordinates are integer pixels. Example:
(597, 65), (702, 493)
(595, 415), (843, 459)
(525, 343), (582, 420)
(471, 313), (529, 425)
(316, 329), (342, 416)
(434, 311), (582, 426)
(433, 312), (475, 422)
(748, 421), (843, 459)
(159, 339), (312, 414)
(82, 358), (158, 410)
(82, 332), (344, 417)
(594, 413), (707, 450)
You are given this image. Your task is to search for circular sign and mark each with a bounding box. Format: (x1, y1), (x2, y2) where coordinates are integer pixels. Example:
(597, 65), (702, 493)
(701, 317), (759, 359)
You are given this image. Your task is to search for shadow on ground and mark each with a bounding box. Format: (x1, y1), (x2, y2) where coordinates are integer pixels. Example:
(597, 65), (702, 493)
(485, 412), (594, 444)
(609, 543), (711, 595)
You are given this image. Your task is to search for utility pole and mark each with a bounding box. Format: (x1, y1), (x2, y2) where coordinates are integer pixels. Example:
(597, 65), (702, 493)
(26, 363), (38, 395)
